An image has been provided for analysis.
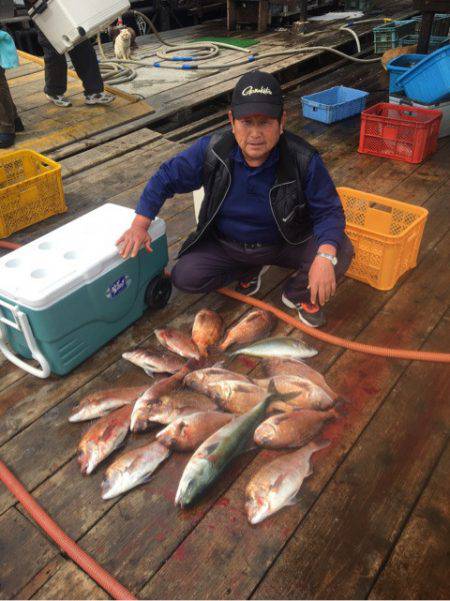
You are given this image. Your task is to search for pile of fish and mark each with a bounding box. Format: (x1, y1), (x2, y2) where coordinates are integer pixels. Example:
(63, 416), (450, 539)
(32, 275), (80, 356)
(70, 307), (343, 523)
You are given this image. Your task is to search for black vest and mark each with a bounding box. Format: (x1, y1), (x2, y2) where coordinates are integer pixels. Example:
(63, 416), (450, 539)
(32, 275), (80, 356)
(178, 130), (316, 257)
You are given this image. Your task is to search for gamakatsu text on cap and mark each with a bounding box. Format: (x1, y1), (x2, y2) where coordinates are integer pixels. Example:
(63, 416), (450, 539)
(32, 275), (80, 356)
(242, 86), (273, 96)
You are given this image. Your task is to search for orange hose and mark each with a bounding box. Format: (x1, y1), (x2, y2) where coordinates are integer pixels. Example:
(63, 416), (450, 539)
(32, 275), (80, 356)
(0, 460), (137, 600)
(217, 287), (450, 363)
(0, 240), (21, 250)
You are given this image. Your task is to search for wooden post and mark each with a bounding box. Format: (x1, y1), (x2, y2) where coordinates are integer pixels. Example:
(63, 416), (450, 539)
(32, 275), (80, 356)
(257, 0), (269, 33)
(227, 0), (237, 30)
(417, 11), (435, 53)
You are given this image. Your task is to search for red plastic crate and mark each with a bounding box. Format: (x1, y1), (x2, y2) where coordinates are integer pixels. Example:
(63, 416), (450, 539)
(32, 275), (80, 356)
(358, 103), (442, 164)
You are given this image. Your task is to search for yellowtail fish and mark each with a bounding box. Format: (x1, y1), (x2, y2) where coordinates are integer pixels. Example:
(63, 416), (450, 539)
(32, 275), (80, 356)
(77, 405), (132, 475)
(229, 336), (318, 360)
(156, 411), (234, 452)
(155, 328), (200, 360)
(245, 439), (330, 524)
(69, 386), (147, 422)
(219, 309), (276, 351)
(101, 441), (170, 499)
(192, 309), (224, 357)
(254, 408), (338, 449)
(122, 347), (185, 377)
(175, 383), (289, 507)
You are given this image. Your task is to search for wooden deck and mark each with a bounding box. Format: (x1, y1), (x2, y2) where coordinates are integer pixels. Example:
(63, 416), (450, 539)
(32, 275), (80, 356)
(0, 38), (449, 601)
(2, 51), (154, 156)
(92, 0), (417, 129)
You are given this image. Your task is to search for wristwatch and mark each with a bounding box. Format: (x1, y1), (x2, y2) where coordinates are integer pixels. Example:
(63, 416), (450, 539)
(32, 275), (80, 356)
(316, 252), (338, 266)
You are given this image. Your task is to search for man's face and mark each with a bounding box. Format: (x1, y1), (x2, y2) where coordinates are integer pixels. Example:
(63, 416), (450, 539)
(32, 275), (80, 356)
(228, 111), (286, 165)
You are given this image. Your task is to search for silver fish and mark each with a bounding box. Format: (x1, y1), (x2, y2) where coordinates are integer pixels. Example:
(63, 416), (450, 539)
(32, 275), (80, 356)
(229, 336), (318, 360)
(101, 441), (170, 499)
(245, 439), (330, 524)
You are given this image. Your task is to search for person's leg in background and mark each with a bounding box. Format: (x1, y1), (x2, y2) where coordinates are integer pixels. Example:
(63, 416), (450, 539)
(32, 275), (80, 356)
(37, 29), (114, 107)
(68, 39), (115, 105)
(36, 28), (71, 107)
(0, 66), (21, 148)
(277, 235), (354, 327)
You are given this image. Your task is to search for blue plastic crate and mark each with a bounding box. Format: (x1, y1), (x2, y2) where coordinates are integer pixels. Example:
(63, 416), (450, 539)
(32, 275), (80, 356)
(301, 86), (369, 124)
(373, 20), (416, 54)
(387, 54), (425, 93)
(399, 34), (450, 52)
(398, 45), (450, 104)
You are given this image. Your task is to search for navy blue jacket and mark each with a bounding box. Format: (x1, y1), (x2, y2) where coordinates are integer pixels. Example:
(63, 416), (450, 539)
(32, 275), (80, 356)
(136, 133), (346, 249)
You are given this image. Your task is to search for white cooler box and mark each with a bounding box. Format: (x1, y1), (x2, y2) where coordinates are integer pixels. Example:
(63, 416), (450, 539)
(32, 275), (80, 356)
(29, 0), (131, 54)
(0, 204), (171, 378)
(389, 93), (450, 138)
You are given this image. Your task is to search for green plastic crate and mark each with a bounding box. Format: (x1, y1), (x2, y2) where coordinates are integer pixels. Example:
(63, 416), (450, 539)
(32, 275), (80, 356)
(399, 34), (450, 52)
(410, 13), (450, 37)
(344, 0), (373, 10)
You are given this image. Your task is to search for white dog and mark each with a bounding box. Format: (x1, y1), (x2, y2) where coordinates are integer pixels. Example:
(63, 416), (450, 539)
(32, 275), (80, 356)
(114, 28), (133, 60)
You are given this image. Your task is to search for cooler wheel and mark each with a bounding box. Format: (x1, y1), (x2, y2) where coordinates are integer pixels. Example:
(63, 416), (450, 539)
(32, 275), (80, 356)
(145, 274), (172, 309)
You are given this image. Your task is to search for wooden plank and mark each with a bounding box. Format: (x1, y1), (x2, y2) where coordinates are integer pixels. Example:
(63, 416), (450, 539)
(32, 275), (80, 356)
(32, 562), (109, 600)
(369, 440), (450, 600)
(60, 129), (162, 178)
(14, 557), (64, 601)
(253, 309), (450, 600)
(0, 508), (56, 599)
(139, 232), (450, 600)
(37, 183), (446, 596)
(12, 102), (153, 155)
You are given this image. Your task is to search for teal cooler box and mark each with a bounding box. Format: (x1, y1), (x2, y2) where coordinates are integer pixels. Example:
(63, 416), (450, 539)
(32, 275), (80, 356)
(0, 204), (171, 378)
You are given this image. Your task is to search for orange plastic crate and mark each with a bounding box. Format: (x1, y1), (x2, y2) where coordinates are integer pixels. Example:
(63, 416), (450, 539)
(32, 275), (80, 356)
(338, 187), (428, 290)
(0, 149), (66, 238)
(358, 103), (442, 164)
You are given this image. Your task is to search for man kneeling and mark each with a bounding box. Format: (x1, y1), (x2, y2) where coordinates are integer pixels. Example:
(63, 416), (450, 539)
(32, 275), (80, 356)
(117, 71), (353, 328)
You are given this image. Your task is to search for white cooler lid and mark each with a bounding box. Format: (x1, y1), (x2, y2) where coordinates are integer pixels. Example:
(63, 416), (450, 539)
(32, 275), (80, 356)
(0, 204), (166, 310)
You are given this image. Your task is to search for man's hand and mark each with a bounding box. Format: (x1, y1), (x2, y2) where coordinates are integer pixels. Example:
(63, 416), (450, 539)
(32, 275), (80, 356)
(308, 244), (337, 306)
(116, 215), (152, 259)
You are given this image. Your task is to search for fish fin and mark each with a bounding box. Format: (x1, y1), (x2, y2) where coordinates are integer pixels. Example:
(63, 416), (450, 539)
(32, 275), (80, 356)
(269, 474), (286, 493)
(203, 441), (220, 455)
(312, 438), (331, 453)
(143, 368), (155, 377)
(333, 396), (349, 416)
(266, 381), (303, 405)
(287, 491), (303, 506)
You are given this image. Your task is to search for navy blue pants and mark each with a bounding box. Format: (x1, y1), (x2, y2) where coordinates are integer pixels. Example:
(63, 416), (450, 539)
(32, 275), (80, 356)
(172, 233), (354, 303)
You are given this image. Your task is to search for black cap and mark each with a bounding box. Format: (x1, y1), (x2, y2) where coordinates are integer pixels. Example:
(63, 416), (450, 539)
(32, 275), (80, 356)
(231, 70), (283, 119)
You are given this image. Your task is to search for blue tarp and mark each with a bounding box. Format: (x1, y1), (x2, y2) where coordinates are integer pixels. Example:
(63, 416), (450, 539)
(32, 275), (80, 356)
(0, 30), (19, 69)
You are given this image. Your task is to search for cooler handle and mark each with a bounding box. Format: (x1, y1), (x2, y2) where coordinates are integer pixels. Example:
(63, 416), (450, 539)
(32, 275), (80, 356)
(0, 300), (51, 379)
